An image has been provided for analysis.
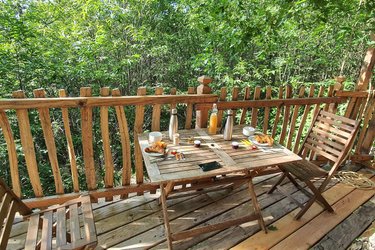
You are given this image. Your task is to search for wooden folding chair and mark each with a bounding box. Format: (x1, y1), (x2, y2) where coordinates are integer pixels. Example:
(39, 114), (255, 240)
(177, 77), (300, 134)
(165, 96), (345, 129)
(268, 109), (360, 220)
(0, 178), (97, 249)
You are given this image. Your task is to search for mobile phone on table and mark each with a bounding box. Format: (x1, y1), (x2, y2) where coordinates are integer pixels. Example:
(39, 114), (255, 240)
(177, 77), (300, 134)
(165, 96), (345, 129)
(199, 161), (222, 172)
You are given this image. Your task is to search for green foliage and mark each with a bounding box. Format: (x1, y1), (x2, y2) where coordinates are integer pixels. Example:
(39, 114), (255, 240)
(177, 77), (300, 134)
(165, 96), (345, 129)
(0, 0), (373, 94)
(0, 0), (373, 197)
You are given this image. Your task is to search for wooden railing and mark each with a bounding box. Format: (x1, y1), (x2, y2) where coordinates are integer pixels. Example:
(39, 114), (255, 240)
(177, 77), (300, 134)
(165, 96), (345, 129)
(0, 86), (217, 207)
(0, 77), (374, 208)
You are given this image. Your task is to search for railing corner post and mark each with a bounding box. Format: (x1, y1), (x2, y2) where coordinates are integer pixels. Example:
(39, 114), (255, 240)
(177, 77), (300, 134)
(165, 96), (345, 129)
(195, 76), (212, 128)
(329, 76), (346, 113)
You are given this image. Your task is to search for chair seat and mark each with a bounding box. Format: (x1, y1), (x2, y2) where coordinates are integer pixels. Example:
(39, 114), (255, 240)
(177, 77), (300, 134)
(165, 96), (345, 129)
(281, 160), (328, 181)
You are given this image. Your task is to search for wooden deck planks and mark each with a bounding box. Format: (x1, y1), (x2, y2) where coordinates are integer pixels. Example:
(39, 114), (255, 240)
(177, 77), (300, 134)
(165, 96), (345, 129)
(155, 180), (303, 250)
(186, 178), (320, 250)
(7, 167), (375, 250)
(311, 196), (375, 250)
(105, 174), (276, 249)
(271, 176), (375, 250)
(111, 174), (278, 249)
(232, 175), (372, 250)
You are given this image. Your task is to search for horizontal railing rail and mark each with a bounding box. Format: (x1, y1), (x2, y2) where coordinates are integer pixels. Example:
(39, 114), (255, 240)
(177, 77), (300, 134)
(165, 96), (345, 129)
(0, 94), (218, 110)
(195, 96), (346, 110)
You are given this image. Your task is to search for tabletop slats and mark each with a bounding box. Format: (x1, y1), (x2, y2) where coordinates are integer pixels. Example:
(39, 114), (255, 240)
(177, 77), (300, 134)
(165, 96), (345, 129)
(139, 125), (301, 183)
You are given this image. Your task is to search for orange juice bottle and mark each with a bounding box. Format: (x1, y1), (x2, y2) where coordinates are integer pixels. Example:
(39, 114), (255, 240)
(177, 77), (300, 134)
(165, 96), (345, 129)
(208, 104), (218, 134)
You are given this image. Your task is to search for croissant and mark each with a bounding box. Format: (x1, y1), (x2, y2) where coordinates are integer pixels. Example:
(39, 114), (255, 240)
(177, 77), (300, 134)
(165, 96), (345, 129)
(145, 141), (167, 154)
(254, 134), (274, 146)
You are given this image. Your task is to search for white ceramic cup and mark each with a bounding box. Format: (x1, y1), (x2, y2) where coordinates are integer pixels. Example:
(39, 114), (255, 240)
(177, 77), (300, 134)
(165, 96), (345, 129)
(149, 132), (162, 143)
(194, 140), (201, 147)
(243, 126), (255, 136)
(231, 141), (239, 149)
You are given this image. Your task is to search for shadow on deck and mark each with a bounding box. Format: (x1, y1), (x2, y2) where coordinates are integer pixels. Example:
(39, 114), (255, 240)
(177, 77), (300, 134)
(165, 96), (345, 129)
(7, 164), (375, 250)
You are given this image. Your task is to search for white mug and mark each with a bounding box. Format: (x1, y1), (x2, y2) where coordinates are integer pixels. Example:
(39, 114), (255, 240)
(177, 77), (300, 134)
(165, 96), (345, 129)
(149, 132), (162, 143)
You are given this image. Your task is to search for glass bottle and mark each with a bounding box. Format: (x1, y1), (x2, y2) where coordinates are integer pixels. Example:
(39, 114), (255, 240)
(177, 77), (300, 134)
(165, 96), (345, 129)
(169, 108), (178, 140)
(223, 109), (234, 140)
(208, 104), (218, 135)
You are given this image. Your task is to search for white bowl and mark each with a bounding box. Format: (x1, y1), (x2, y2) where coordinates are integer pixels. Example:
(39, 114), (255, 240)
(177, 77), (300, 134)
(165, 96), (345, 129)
(149, 132), (163, 143)
(243, 126), (255, 136)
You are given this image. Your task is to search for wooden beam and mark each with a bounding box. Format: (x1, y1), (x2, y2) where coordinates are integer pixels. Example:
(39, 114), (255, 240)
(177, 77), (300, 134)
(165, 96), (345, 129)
(0, 94), (218, 110)
(335, 90), (368, 98)
(195, 96), (345, 110)
(22, 183), (158, 209)
(356, 33), (375, 91)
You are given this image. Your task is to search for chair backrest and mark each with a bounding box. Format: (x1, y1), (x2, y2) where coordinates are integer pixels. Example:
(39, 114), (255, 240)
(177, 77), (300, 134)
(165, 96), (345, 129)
(0, 178), (31, 249)
(299, 109), (360, 177)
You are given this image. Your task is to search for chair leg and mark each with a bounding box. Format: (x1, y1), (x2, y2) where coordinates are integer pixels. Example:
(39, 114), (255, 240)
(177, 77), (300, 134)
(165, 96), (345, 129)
(305, 181), (333, 212)
(294, 181), (333, 220)
(268, 172), (286, 194)
(285, 172), (300, 189)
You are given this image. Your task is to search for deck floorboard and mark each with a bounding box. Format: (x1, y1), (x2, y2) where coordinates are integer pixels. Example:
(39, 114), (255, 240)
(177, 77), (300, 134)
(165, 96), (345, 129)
(7, 165), (375, 250)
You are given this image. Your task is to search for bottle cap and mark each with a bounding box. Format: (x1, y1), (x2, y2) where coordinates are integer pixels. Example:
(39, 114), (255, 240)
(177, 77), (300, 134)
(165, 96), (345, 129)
(212, 103), (218, 112)
(227, 109), (233, 115)
(171, 109), (177, 114)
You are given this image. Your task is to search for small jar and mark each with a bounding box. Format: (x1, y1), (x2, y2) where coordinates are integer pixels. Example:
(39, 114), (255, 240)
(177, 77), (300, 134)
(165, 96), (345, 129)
(173, 133), (180, 145)
(194, 140), (201, 148)
(232, 141), (239, 149)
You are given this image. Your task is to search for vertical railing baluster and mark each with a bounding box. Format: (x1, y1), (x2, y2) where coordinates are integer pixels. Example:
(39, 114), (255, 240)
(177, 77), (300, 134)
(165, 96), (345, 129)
(33, 89), (64, 194)
(59, 89), (80, 193)
(286, 86), (305, 149)
(112, 88), (132, 198)
(263, 86), (272, 134)
(0, 110), (21, 197)
(12, 90), (43, 197)
(100, 87), (114, 201)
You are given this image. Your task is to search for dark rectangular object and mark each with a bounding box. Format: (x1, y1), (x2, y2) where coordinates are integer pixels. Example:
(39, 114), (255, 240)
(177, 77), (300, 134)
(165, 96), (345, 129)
(199, 161), (222, 172)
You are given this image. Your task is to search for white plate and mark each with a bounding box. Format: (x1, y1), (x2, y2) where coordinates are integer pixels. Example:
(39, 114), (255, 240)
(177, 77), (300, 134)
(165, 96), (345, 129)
(143, 148), (165, 157)
(248, 136), (270, 147)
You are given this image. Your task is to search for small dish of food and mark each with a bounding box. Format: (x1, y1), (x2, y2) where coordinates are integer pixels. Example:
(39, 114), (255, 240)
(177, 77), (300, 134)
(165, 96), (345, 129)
(249, 134), (274, 147)
(144, 141), (167, 157)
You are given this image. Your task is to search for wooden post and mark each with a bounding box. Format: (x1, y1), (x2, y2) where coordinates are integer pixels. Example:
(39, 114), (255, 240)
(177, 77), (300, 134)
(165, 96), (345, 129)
(80, 87), (96, 192)
(328, 76), (345, 114)
(195, 76), (212, 128)
(100, 87), (114, 201)
(355, 33), (375, 154)
(356, 33), (375, 92)
(134, 87), (147, 191)
(185, 87), (196, 129)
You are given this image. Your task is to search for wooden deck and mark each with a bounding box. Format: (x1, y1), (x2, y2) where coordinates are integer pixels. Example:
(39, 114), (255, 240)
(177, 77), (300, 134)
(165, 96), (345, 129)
(6, 164), (375, 250)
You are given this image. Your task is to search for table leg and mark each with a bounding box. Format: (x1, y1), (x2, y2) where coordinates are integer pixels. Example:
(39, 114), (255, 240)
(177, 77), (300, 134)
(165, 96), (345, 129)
(160, 183), (173, 249)
(158, 182), (175, 205)
(247, 177), (267, 233)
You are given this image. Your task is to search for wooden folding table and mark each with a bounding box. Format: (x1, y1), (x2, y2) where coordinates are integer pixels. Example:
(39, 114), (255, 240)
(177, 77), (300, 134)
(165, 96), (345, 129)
(138, 125), (301, 249)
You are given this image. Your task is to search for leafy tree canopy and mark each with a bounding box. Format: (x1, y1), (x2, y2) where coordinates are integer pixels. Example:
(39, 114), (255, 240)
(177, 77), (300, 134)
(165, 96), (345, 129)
(0, 0), (373, 95)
